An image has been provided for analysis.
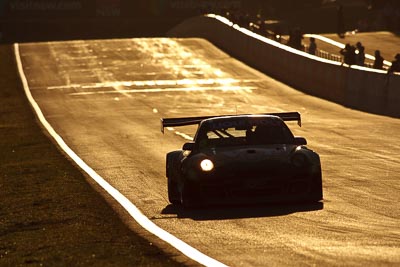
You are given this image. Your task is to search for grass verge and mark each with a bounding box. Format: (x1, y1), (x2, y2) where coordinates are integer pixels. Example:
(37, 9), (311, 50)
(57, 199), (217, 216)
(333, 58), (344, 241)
(0, 44), (183, 266)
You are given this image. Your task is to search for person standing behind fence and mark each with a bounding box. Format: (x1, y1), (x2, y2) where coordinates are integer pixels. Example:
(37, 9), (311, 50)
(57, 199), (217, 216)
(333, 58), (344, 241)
(308, 37), (317, 55)
(340, 44), (350, 64)
(340, 44), (356, 65)
(355, 42), (365, 66)
(388, 54), (400, 73)
(288, 27), (303, 50)
(337, 5), (345, 38)
(373, 50), (384, 70)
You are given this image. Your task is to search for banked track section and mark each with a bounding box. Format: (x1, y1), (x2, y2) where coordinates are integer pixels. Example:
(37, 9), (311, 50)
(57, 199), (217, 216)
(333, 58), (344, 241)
(14, 43), (227, 267)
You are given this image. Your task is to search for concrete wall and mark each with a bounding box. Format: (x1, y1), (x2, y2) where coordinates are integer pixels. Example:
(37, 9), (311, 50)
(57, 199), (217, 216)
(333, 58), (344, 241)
(168, 15), (400, 118)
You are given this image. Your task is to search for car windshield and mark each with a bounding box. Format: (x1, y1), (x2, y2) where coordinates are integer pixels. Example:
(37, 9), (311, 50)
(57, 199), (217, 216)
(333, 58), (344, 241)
(196, 117), (294, 149)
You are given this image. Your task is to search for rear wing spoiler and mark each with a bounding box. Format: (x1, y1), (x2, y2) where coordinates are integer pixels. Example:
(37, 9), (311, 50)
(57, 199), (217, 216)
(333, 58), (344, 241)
(161, 112), (301, 133)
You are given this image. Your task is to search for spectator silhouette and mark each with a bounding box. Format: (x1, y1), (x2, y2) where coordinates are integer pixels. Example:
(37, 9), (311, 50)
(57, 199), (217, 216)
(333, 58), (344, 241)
(337, 5), (345, 38)
(388, 54), (400, 73)
(238, 13), (250, 28)
(373, 50), (384, 70)
(340, 44), (356, 65)
(355, 42), (365, 66)
(348, 45), (356, 65)
(308, 37), (317, 55)
(259, 20), (266, 36)
(287, 29), (294, 47)
(288, 28), (303, 50)
(274, 24), (282, 43)
(238, 12), (246, 27)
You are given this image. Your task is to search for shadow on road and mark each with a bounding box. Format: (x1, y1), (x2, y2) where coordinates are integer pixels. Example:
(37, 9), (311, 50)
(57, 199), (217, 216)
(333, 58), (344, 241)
(161, 201), (323, 221)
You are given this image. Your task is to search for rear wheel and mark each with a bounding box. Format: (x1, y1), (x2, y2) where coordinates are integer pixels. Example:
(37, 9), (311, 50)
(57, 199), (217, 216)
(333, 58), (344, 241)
(309, 168), (323, 202)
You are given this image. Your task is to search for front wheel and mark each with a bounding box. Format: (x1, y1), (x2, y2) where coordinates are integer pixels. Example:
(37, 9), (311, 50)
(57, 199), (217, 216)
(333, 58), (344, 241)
(180, 181), (201, 208)
(166, 151), (183, 205)
(168, 178), (180, 205)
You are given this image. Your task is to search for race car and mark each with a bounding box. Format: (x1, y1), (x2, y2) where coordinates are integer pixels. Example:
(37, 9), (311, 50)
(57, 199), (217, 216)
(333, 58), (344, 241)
(161, 112), (323, 207)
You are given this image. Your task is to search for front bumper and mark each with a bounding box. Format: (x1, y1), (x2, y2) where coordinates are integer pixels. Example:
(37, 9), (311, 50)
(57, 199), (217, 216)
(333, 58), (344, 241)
(185, 167), (323, 205)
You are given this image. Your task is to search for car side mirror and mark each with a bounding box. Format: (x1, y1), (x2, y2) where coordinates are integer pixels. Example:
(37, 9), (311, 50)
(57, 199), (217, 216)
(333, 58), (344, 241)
(182, 142), (195, 151)
(294, 137), (307, 145)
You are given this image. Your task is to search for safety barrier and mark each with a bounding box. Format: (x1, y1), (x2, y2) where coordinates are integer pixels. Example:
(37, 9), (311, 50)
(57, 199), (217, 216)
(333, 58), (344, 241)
(168, 15), (400, 118)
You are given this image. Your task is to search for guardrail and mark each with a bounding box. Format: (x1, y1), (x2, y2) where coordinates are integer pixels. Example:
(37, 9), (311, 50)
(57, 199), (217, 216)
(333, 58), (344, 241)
(307, 47), (343, 63)
(167, 14), (400, 118)
(221, 17), (391, 71)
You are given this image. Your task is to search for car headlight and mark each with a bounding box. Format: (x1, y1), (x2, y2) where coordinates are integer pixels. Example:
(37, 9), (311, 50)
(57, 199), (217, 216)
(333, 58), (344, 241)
(200, 159), (214, 172)
(291, 153), (308, 167)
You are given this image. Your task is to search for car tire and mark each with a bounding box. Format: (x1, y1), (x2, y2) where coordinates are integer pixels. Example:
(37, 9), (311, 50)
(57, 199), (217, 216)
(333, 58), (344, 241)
(309, 170), (323, 202)
(168, 178), (180, 205)
(166, 151), (183, 205)
(180, 182), (199, 208)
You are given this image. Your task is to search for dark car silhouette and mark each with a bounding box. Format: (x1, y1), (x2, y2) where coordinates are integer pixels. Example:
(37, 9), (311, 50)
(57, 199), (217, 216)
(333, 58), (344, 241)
(161, 112), (323, 207)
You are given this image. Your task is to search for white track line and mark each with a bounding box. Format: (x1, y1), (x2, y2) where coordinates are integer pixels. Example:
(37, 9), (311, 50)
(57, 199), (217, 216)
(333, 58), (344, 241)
(14, 43), (228, 267)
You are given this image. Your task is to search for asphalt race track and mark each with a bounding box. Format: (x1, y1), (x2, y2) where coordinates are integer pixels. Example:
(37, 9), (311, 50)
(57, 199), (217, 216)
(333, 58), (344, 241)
(17, 38), (400, 266)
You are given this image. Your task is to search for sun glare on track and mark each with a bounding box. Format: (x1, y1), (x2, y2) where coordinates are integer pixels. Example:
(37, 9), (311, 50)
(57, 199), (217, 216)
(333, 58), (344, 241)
(69, 86), (257, 96)
(48, 78), (256, 90)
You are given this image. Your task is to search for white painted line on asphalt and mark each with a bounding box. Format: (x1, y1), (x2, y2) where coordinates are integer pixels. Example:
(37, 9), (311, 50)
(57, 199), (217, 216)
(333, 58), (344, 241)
(303, 34), (346, 49)
(69, 86), (257, 96)
(174, 131), (194, 141)
(14, 43), (228, 267)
